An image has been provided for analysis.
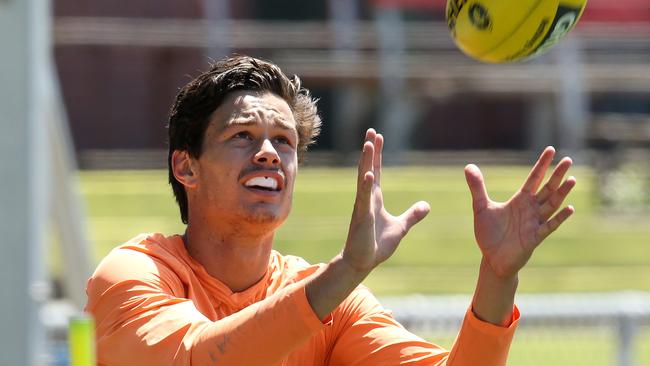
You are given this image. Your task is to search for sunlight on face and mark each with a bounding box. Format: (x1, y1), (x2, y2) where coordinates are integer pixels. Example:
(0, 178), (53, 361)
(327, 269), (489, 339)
(189, 91), (299, 233)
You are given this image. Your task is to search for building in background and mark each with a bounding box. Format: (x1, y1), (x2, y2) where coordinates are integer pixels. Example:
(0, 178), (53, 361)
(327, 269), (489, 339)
(53, 0), (650, 168)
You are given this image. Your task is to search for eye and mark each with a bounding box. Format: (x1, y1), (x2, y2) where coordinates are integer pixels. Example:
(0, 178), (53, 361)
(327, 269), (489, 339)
(233, 131), (253, 140)
(274, 136), (291, 145)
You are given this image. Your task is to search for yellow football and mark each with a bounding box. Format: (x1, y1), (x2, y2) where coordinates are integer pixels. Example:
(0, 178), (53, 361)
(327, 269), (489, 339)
(446, 0), (589, 63)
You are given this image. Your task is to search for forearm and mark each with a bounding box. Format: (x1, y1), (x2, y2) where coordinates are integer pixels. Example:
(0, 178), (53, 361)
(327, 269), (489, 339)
(305, 254), (370, 320)
(194, 256), (372, 364)
(471, 258), (518, 327)
(191, 283), (326, 365)
(447, 304), (519, 366)
(93, 281), (327, 366)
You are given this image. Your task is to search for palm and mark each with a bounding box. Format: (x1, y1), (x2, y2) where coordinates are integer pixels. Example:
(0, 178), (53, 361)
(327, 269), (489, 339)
(465, 147), (576, 278)
(343, 130), (429, 272)
(474, 192), (541, 276)
(373, 193), (412, 263)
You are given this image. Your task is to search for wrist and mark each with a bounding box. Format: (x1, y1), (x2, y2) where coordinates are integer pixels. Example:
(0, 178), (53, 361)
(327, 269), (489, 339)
(472, 258), (518, 326)
(480, 257), (519, 285)
(336, 253), (372, 282)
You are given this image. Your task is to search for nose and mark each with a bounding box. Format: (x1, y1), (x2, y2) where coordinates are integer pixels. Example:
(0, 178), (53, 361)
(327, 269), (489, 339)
(253, 139), (281, 166)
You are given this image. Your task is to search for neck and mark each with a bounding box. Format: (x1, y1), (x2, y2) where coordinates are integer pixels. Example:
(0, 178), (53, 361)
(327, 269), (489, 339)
(184, 220), (275, 293)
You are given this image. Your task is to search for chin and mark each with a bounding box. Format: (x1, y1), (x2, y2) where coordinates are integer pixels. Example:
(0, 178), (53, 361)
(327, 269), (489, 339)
(246, 211), (280, 224)
(241, 205), (289, 228)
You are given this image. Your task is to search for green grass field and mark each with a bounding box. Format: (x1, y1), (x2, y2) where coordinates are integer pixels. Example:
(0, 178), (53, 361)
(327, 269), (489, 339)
(77, 166), (650, 295)
(73, 165), (650, 364)
(428, 328), (650, 366)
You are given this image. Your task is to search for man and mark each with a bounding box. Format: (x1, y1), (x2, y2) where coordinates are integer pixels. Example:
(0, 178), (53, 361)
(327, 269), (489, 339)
(86, 55), (576, 365)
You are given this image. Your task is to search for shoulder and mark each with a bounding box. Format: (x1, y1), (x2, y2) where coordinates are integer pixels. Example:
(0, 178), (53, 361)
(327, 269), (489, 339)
(86, 233), (186, 307)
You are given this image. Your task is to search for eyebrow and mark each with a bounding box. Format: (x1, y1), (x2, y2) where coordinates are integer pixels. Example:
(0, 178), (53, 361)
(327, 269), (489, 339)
(224, 118), (297, 132)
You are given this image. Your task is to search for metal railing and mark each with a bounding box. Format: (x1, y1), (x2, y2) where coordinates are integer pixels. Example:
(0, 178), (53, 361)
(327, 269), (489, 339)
(381, 291), (650, 366)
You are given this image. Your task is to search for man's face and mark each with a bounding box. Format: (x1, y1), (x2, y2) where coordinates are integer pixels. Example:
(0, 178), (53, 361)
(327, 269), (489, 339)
(189, 90), (298, 231)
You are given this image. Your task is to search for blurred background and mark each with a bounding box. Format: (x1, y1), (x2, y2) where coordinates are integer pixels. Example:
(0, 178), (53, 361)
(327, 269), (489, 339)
(1, 0), (649, 365)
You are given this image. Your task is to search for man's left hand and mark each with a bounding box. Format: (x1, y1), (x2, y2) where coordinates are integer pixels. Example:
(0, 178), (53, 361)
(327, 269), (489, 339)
(464, 146), (576, 280)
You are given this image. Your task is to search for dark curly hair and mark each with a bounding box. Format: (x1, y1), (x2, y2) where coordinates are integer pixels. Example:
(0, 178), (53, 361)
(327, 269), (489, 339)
(167, 55), (321, 224)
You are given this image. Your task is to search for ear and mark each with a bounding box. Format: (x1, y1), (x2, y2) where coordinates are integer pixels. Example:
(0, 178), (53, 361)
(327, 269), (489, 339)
(172, 150), (199, 189)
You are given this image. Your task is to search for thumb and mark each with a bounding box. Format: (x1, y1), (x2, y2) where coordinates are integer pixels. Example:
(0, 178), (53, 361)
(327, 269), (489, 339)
(464, 164), (489, 212)
(399, 201), (430, 233)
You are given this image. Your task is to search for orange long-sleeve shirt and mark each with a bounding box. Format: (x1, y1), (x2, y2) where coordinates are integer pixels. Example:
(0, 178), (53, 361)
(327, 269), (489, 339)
(86, 233), (519, 366)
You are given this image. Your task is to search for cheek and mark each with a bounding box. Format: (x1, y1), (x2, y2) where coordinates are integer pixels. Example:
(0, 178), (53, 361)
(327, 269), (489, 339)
(283, 158), (298, 189)
(196, 159), (237, 195)
(282, 149), (298, 167)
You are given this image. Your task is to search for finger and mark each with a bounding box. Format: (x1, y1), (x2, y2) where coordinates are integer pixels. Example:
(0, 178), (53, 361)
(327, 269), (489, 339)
(398, 201), (431, 234)
(357, 139), (374, 186)
(365, 128), (376, 144)
(464, 164), (490, 213)
(537, 205), (575, 241)
(521, 146), (556, 194)
(539, 176), (577, 222)
(374, 133), (384, 185)
(362, 128), (377, 178)
(537, 157), (573, 203)
(354, 142), (375, 217)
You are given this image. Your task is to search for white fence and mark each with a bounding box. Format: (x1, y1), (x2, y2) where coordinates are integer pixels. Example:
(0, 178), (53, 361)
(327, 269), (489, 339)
(381, 291), (650, 366)
(45, 291), (650, 365)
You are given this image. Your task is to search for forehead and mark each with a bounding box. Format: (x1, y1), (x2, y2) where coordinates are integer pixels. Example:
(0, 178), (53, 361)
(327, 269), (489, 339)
(210, 90), (296, 131)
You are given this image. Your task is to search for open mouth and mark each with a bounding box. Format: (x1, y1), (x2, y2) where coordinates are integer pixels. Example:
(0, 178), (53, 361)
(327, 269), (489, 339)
(244, 176), (281, 191)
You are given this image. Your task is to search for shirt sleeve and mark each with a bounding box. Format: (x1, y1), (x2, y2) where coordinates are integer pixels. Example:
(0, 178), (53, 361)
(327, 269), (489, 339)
(327, 286), (519, 366)
(85, 248), (327, 366)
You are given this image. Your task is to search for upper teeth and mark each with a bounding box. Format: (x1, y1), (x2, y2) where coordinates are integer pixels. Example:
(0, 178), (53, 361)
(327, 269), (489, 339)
(245, 176), (278, 190)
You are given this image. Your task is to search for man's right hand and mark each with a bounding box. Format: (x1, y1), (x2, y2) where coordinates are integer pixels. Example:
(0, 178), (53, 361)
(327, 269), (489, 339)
(342, 128), (431, 274)
(306, 129), (429, 320)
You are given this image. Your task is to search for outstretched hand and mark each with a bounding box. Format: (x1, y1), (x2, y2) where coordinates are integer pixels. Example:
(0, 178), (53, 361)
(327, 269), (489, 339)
(341, 129), (430, 274)
(465, 147), (576, 279)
